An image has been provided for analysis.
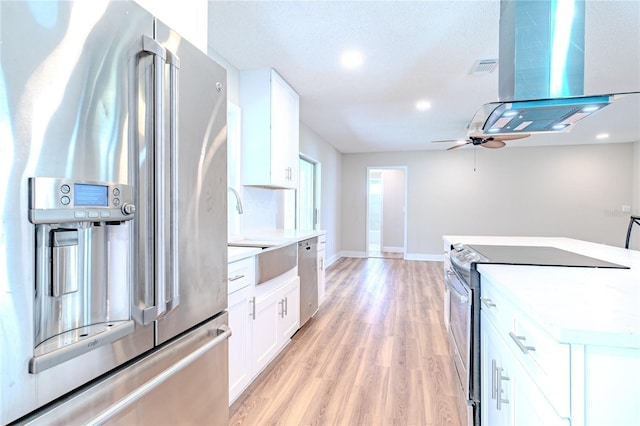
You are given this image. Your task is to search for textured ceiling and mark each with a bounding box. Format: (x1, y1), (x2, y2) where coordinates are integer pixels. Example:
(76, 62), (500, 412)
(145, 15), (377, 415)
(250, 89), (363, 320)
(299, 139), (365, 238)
(208, 1), (640, 154)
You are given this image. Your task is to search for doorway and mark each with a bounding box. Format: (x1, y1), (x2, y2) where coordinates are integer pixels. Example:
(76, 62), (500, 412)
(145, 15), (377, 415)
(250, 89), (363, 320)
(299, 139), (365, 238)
(366, 167), (407, 258)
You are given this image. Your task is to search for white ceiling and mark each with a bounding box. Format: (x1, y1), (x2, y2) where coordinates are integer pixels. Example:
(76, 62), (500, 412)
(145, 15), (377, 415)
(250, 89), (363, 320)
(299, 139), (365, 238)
(208, 1), (640, 154)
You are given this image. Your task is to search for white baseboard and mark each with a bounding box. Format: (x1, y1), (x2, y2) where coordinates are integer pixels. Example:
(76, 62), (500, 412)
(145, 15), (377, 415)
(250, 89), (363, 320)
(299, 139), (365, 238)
(404, 253), (445, 262)
(325, 253), (341, 267)
(338, 250), (368, 259)
(381, 246), (404, 253)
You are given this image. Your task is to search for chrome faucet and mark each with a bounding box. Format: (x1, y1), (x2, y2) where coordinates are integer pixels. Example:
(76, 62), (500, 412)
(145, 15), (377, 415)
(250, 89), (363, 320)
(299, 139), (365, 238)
(227, 187), (244, 214)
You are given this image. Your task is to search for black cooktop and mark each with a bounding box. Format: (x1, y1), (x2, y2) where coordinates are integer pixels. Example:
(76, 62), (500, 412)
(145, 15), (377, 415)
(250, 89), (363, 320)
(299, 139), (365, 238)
(468, 244), (629, 269)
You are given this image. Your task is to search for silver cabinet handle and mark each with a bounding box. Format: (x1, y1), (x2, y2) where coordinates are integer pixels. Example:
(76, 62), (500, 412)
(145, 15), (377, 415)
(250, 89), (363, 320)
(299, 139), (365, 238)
(229, 274), (245, 282)
(249, 297), (256, 320)
(509, 332), (536, 354)
(279, 299), (285, 318)
(491, 359), (497, 400)
(481, 298), (496, 308)
(284, 296), (288, 316)
(89, 325), (231, 425)
(496, 366), (510, 410)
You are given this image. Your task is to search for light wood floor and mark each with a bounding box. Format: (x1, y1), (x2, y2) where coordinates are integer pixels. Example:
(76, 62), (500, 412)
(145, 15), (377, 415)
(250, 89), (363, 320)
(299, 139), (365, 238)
(230, 257), (464, 426)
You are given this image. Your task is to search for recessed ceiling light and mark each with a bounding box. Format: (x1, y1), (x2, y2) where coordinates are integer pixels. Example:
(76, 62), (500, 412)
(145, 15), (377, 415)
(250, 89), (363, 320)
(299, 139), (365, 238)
(416, 100), (431, 111)
(341, 50), (364, 69)
(596, 133), (609, 139)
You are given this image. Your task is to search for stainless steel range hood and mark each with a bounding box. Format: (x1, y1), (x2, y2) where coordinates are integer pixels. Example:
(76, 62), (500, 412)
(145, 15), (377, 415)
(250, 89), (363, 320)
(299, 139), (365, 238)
(468, 95), (612, 136)
(470, 0), (632, 137)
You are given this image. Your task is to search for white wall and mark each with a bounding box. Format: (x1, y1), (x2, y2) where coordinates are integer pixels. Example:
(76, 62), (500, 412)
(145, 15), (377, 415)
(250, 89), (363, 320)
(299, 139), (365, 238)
(631, 141), (640, 249)
(207, 29), (342, 261)
(381, 168), (405, 251)
(342, 143), (635, 258)
(134, 0), (208, 52)
(300, 124), (342, 263)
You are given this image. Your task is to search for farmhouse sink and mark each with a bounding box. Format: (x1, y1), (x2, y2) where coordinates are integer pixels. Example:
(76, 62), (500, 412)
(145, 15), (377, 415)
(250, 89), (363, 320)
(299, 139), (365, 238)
(228, 238), (297, 284)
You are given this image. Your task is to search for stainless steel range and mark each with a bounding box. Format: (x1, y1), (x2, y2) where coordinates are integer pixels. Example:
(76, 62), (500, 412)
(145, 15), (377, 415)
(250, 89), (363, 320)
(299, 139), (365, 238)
(445, 243), (628, 425)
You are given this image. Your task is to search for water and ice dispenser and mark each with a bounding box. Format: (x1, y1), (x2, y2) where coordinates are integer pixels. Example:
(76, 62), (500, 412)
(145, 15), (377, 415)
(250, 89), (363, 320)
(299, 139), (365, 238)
(28, 177), (136, 373)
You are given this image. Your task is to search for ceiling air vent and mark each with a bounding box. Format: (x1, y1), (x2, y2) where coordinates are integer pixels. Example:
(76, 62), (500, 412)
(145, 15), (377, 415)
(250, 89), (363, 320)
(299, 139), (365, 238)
(470, 59), (498, 75)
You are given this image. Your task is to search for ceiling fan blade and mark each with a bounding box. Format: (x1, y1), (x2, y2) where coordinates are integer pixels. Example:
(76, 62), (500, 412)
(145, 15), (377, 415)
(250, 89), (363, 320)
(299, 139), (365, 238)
(495, 133), (530, 141)
(432, 139), (468, 143)
(447, 141), (471, 150)
(469, 133), (530, 141)
(481, 139), (506, 149)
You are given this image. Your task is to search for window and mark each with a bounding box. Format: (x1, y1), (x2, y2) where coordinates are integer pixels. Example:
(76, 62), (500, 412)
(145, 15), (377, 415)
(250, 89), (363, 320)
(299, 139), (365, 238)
(298, 156), (317, 230)
(283, 155), (320, 231)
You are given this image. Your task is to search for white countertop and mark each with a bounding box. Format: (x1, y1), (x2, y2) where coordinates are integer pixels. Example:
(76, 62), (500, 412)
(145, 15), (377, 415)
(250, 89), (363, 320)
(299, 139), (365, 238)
(444, 236), (640, 349)
(229, 229), (326, 244)
(228, 246), (261, 263)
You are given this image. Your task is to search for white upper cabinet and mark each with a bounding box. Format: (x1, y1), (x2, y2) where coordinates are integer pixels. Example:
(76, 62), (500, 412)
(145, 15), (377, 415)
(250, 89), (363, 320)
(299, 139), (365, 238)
(240, 69), (299, 189)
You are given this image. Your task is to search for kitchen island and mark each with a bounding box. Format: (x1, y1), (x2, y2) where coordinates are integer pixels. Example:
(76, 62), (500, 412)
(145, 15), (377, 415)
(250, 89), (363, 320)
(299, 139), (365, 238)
(444, 236), (640, 426)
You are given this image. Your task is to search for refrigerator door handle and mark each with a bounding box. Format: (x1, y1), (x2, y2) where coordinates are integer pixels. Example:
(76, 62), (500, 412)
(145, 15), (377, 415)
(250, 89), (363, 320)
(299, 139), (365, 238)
(142, 35), (168, 322)
(165, 48), (181, 314)
(89, 324), (232, 425)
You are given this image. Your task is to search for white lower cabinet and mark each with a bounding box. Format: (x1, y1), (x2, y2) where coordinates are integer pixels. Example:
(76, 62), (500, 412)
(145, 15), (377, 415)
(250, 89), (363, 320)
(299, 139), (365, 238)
(278, 277), (300, 344)
(252, 275), (300, 374)
(228, 261), (300, 405)
(481, 311), (569, 426)
(481, 275), (640, 426)
(251, 288), (281, 374)
(481, 312), (512, 426)
(228, 285), (253, 404)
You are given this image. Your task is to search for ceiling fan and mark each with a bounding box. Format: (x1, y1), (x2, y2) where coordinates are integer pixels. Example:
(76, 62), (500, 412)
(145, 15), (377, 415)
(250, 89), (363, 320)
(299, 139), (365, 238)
(432, 133), (531, 150)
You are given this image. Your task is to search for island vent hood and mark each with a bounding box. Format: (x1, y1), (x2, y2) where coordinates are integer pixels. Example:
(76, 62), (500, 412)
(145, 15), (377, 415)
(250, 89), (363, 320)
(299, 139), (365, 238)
(468, 95), (612, 136)
(471, 0), (614, 136)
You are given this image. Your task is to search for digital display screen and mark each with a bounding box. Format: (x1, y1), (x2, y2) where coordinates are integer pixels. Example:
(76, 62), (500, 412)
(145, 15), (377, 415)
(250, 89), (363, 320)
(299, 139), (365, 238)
(74, 184), (108, 206)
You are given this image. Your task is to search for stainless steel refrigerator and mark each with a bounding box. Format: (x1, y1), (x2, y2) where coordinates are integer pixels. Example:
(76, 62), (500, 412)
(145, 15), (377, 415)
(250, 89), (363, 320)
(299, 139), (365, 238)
(0, 1), (229, 424)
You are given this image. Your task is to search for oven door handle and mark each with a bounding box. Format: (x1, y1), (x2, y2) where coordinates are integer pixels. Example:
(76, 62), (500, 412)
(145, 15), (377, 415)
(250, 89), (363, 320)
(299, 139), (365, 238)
(446, 271), (469, 304)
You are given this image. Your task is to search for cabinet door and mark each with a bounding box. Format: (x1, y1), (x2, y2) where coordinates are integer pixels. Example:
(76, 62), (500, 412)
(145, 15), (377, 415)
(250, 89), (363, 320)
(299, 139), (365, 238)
(252, 292), (280, 374)
(228, 286), (253, 404)
(279, 276), (300, 342)
(270, 72), (299, 188)
(481, 313), (513, 425)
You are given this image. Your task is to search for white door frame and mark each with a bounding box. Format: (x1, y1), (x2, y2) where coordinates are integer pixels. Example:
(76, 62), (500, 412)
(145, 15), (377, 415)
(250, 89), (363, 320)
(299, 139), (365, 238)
(365, 166), (408, 258)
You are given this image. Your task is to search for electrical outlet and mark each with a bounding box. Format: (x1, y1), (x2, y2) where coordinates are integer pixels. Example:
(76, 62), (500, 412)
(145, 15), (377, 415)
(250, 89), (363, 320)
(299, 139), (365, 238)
(622, 205), (632, 213)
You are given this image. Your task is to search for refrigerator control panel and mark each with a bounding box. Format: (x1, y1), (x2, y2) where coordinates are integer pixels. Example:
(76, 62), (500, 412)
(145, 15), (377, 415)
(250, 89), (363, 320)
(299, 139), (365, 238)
(28, 177), (135, 224)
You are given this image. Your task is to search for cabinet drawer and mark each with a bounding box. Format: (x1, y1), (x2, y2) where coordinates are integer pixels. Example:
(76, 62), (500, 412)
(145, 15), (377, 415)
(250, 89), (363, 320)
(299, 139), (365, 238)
(228, 256), (255, 294)
(510, 312), (570, 418)
(480, 280), (513, 338)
